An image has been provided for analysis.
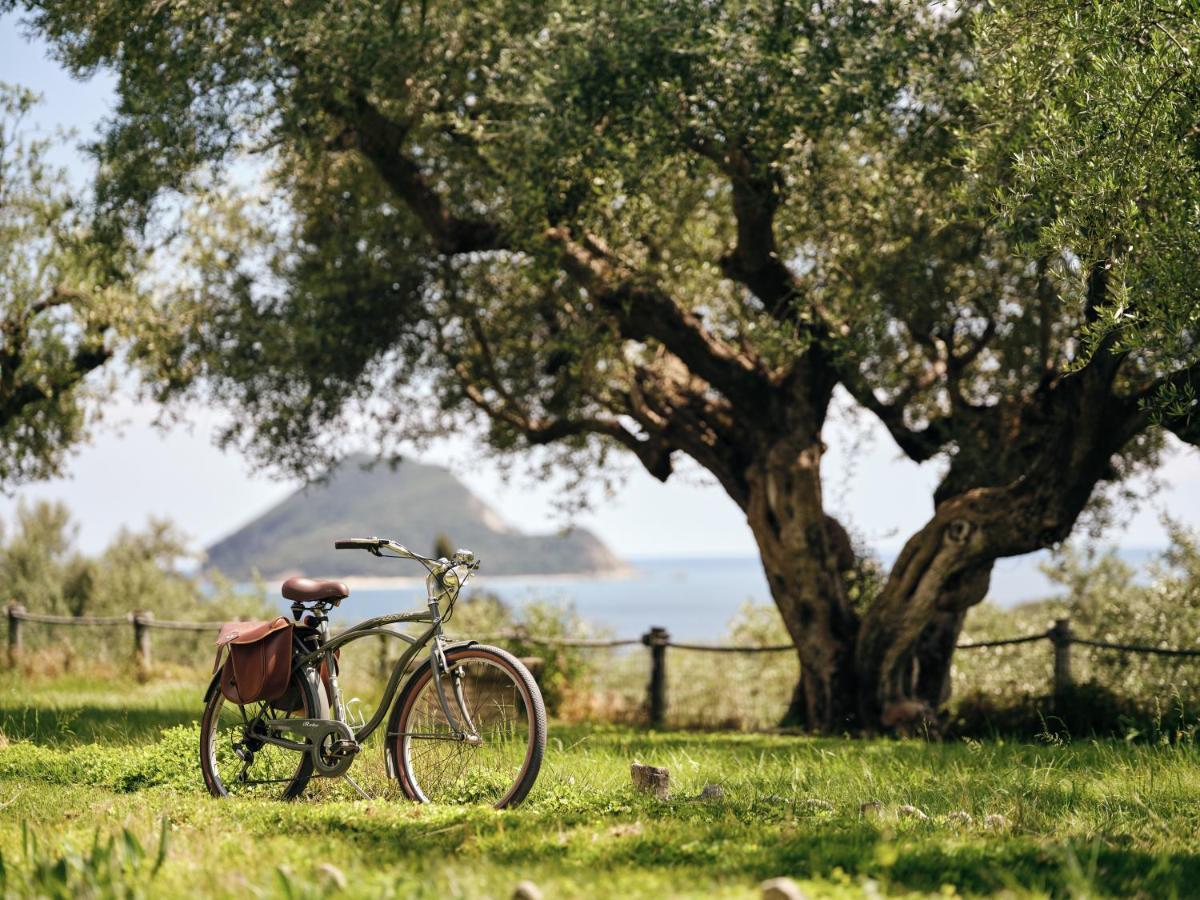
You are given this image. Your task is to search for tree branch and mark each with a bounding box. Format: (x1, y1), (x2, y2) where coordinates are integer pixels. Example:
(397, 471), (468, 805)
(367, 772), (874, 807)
(453, 363), (675, 480)
(544, 226), (773, 416)
(323, 92), (505, 255)
(838, 363), (951, 464)
(0, 332), (112, 427)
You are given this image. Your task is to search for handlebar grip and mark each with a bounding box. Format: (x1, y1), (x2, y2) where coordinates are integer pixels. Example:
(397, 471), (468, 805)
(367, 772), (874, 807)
(334, 538), (380, 550)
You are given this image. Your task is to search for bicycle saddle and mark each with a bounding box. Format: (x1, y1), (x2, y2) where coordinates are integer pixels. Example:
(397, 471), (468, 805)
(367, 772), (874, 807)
(281, 577), (349, 603)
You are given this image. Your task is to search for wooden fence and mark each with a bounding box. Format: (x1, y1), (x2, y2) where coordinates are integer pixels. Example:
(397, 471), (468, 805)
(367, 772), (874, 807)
(6, 604), (1200, 726)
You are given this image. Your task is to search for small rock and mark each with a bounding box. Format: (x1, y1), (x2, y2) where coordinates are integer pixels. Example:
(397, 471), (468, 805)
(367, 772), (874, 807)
(697, 783), (725, 801)
(512, 881), (543, 900)
(897, 804), (929, 821)
(859, 800), (883, 818)
(315, 863), (347, 890)
(631, 762), (670, 799)
(946, 811), (973, 826)
(761, 876), (808, 900)
(984, 814), (1010, 829)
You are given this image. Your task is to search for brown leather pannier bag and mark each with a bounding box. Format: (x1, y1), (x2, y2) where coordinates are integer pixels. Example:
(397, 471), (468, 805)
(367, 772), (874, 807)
(214, 617), (294, 705)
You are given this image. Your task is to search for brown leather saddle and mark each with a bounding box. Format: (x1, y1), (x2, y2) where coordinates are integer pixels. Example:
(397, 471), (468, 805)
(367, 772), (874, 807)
(281, 577), (349, 604)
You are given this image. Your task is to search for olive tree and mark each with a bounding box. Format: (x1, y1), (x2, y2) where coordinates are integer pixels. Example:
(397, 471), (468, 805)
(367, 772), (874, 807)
(18, 0), (1200, 731)
(0, 83), (129, 487)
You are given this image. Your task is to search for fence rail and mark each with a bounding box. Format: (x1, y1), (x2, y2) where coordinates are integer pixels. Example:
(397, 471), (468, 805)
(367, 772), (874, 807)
(6, 604), (1200, 726)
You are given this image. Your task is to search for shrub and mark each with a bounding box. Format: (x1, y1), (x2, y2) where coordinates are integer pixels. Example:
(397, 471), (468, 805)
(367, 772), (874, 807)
(0, 501), (273, 673)
(448, 593), (607, 715)
(951, 523), (1200, 739)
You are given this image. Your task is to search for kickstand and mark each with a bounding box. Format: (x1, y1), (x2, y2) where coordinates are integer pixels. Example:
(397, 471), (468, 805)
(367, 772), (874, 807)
(342, 772), (372, 801)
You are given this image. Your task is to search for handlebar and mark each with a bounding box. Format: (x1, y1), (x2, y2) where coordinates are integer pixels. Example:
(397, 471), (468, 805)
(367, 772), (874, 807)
(334, 537), (479, 571)
(333, 538), (384, 551)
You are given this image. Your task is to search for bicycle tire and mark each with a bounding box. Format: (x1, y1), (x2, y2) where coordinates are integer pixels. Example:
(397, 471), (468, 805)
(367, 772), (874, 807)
(199, 667), (318, 800)
(388, 645), (546, 808)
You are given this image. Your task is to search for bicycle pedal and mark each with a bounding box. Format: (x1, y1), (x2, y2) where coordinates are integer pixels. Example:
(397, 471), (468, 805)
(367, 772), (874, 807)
(329, 739), (360, 757)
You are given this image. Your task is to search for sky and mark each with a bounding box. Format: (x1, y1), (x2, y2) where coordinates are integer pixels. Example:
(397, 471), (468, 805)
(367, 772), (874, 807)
(3, 15), (1200, 566)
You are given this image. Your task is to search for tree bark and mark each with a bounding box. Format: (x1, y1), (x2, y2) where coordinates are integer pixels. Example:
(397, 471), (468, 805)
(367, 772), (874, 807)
(852, 501), (998, 733)
(745, 439), (860, 733)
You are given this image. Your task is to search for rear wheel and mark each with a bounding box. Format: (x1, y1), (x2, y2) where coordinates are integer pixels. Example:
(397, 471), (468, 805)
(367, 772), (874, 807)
(200, 669), (317, 799)
(391, 645), (546, 808)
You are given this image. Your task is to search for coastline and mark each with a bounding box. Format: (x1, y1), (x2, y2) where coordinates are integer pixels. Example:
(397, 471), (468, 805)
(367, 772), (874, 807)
(334, 564), (638, 591)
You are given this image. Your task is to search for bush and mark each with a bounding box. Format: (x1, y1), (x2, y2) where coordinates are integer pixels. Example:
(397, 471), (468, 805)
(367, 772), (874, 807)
(0, 500), (273, 673)
(951, 523), (1200, 739)
(447, 593), (608, 715)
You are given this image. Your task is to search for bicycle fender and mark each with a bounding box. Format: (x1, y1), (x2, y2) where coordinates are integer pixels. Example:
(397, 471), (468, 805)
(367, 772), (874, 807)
(203, 670), (221, 704)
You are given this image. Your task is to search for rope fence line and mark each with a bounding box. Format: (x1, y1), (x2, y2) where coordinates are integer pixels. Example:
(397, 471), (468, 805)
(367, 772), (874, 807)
(7, 605), (1200, 725)
(956, 631), (1050, 650)
(1068, 637), (1200, 658)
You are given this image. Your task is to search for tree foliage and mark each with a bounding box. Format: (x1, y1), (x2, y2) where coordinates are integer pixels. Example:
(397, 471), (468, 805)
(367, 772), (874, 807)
(0, 498), (270, 631)
(974, 1), (1200, 396)
(0, 83), (134, 487)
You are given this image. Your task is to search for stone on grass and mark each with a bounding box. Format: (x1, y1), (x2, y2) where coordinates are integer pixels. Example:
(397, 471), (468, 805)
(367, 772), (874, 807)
(859, 800), (883, 818)
(512, 880), (543, 900)
(315, 863), (347, 890)
(946, 811), (974, 826)
(631, 762), (670, 799)
(984, 814), (1010, 829)
(697, 783), (725, 801)
(897, 804), (929, 821)
(761, 876), (808, 900)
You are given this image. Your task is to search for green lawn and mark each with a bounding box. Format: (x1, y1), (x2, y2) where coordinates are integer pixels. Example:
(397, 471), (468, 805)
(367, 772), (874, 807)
(2, 673), (1199, 898)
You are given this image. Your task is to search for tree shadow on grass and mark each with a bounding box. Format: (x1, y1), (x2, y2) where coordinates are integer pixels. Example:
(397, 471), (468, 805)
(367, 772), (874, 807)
(232, 800), (1200, 898)
(0, 703), (199, 746)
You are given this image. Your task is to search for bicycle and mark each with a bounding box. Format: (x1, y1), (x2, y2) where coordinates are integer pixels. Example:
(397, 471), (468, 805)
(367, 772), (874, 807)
(199, 537), (547, 807)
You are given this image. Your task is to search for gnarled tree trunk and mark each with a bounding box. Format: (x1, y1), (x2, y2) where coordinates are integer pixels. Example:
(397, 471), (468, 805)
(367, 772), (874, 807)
(745, 438), (860, 733)
(854, 507), (995, 733)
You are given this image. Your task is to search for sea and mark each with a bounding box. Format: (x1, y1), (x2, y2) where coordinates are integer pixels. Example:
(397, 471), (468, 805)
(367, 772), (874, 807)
(269, 549), (1161, 641)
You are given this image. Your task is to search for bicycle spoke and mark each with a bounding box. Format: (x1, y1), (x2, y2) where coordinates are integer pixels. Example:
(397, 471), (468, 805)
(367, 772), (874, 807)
(399, 654), (535, 805)
(203, 681), (312, 799)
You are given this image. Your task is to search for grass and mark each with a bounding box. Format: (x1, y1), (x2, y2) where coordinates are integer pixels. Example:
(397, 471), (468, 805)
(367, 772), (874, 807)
(2, 672), (1200, 898)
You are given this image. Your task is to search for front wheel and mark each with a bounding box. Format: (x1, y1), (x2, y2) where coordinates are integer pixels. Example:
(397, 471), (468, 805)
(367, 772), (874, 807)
(390, 645), (546, 808)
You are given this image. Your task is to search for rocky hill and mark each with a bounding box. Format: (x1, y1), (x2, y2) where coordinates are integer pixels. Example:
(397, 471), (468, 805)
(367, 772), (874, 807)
(204, 455), (624, 579)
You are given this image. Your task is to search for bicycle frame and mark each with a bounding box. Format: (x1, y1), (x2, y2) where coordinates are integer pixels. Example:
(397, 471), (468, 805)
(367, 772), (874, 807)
(258, 559), (481, 771)
(296, 608), (456, 746)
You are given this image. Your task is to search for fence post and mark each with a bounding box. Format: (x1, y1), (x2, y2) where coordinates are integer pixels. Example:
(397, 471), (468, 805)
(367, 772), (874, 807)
(6, 604), (24, 667)
(643, 626), (669, 728)
(132, 610), (153, 671)
(1050, 616), (1072, 703)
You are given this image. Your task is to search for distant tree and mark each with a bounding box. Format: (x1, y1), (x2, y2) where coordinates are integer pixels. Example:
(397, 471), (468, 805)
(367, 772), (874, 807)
(0, 499), (76, 615)
(0, 84), (133, 487)
(18, 0), (1200, 731)
(0, 499), (269, 621)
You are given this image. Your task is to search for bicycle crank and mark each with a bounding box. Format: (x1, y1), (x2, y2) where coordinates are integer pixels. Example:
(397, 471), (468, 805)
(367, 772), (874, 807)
(262, 718), (361, 777)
